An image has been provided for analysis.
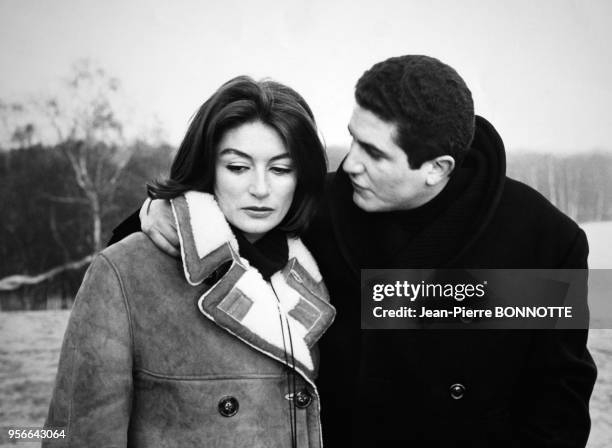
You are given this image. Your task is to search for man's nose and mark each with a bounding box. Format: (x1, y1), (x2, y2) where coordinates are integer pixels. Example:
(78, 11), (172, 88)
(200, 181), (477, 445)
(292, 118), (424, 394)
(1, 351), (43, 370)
(248, 170), (270, 198)
(342, 142), (365, 174)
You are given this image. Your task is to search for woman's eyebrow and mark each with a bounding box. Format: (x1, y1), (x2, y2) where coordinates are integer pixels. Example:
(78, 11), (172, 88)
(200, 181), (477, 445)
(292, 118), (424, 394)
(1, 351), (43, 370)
(218, 148), (252, 160)
(269, 153), (292, 162)
(218, 148), (292, 162)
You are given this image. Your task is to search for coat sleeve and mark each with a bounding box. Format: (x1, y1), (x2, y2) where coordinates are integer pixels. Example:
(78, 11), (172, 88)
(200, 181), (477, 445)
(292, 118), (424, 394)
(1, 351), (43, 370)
(513, 228), (597, 448)
(43, 254), (133, 447)
(108, 209), (141, 246)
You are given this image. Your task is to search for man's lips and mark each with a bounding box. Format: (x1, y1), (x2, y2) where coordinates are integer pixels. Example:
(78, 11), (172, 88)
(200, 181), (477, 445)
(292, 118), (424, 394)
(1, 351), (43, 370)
(350, 180), (368, 191)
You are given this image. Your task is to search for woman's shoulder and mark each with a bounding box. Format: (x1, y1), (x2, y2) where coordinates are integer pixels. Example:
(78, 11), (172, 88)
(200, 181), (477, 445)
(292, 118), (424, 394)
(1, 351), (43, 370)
(101, 232), (179, 280)
(97, 232), (202, 315)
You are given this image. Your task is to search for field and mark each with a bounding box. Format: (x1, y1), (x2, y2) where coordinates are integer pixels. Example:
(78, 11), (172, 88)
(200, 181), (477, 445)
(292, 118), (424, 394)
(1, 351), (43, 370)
(582, 222), (612, 269)
(0, 310), (610, 447)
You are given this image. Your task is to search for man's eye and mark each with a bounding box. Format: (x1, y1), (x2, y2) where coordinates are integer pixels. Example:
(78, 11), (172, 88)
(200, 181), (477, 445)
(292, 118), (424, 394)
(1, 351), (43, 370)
(356, 141), (384, 161)
(226, 165), (248, 173)
(270, 166), (293, 175)
(365, 149), (383, 161)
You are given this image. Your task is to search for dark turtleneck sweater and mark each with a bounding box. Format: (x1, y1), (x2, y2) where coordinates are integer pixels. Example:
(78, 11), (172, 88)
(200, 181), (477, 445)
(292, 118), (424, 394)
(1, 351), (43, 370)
(230, 225), (289, 280)
(362, 164), (472, 268)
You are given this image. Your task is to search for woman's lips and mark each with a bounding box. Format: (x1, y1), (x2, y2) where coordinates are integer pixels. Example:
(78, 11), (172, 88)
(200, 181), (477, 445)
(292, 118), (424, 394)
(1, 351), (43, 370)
(242, 206), (274, 218)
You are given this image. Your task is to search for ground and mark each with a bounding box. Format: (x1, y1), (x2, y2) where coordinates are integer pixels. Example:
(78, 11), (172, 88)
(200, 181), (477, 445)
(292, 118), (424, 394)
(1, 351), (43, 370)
(0, 310), (610, 447)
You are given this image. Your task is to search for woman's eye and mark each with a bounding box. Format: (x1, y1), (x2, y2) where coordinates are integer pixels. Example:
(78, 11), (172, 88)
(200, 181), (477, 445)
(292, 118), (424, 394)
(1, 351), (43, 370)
(270, 166), (293, 175)
(226, 165), (248, 173)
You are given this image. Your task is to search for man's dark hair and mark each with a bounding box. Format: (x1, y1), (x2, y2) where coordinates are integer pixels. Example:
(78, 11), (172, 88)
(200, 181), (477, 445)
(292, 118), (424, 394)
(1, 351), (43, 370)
(355, 55), (475, 168)
(148, 75), (327, 236)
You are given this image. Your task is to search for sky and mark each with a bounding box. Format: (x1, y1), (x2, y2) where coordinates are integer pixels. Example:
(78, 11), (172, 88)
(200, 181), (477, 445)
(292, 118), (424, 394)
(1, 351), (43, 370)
(1, 0), (611, 153)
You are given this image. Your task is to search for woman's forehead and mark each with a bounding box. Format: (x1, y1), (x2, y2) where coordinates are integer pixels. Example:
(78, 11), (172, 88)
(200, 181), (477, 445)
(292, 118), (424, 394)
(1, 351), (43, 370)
(217, 121), (290, 161)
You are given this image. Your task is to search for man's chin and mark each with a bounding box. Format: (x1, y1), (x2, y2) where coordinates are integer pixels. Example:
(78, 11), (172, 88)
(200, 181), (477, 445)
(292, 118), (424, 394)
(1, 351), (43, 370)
(352, 192), (379, 212)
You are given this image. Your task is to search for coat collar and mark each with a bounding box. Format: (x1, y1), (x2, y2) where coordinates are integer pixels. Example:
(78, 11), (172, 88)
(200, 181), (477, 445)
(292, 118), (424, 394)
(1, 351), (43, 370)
(329, 115), (506, 273)
(171, 191), (335, 386)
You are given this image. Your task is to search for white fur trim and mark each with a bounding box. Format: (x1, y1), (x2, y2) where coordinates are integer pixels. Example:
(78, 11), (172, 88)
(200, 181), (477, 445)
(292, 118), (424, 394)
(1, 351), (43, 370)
(270, 271), (302, 313)
(174, 190), (328, 375)
(271, 272), (322, 333)
(288, 238), (322, 282)
(197, 305), (318, 393)
(228, 270), (314, 371)
(183, 191), (238, 258)
(271, 272), (314, 341)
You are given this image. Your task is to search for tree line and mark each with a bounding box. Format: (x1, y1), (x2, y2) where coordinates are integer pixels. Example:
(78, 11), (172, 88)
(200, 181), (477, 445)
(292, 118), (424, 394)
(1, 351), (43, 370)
(2, 144), (611, 311)
(0, 61), (172, 310)
(0, 141), (172, 309)
(506, 152), (612, 222)
(0, 61), (611, 310)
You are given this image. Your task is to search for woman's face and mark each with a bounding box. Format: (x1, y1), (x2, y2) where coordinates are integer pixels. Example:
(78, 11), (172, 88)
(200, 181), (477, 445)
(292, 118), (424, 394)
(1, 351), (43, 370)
(214, 121), (297, 243)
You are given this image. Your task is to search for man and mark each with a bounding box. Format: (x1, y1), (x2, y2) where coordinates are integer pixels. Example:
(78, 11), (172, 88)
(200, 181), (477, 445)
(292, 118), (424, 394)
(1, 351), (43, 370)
(110, 55), (596, 447)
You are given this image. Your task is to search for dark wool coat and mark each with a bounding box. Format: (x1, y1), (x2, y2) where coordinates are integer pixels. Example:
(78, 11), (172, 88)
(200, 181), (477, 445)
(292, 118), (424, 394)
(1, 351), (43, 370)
(304, 116), (597, 447)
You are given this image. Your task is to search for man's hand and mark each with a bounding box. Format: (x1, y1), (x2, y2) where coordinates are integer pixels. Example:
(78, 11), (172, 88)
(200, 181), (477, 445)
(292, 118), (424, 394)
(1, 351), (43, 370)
(140, 198), (180, 257)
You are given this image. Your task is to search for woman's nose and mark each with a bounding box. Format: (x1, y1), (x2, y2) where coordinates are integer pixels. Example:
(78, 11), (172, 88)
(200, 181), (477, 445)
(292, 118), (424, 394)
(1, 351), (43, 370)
(248, 171), (270, 198)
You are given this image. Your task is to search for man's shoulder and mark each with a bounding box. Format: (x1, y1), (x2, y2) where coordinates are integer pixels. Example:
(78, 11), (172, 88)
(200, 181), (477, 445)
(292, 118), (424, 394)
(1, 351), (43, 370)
(490, 177), (587, 267)
(501, 177), (580, 233)
(108, 209), (141, 246)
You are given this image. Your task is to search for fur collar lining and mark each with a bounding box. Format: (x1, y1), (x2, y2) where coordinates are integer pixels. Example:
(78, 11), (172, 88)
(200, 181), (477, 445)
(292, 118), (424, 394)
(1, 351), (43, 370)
(171, 191), (335, 384)
(184, 191), (238, 259)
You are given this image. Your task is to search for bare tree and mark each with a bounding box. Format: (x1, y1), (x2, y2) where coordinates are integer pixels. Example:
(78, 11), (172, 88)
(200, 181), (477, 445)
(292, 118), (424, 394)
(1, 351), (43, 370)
(41, 60), (134, 252)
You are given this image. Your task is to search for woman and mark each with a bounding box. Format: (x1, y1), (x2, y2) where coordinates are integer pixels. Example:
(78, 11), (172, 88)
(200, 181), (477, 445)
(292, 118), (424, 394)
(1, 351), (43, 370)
(44, 76), (334, 447)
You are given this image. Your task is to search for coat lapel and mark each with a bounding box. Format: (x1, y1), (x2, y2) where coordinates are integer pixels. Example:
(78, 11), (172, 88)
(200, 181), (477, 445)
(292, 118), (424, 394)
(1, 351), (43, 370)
(171, 191), (335, 385)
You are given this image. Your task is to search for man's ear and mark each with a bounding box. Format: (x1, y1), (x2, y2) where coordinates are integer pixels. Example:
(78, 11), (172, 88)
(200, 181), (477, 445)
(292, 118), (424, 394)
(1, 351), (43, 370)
(425, 156), (455, 186)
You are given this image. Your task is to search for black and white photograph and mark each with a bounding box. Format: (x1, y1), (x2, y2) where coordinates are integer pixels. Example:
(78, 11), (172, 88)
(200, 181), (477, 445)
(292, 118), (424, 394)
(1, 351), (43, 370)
(1, 0), (611, 447)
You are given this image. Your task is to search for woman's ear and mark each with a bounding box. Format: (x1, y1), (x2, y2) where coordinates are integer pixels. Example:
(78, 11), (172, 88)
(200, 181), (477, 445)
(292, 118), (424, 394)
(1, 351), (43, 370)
(425, 156), (455, 186)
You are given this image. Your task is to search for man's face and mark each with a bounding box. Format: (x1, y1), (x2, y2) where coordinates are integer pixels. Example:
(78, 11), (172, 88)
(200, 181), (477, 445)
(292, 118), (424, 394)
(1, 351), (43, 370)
(343, 105), (432, 212)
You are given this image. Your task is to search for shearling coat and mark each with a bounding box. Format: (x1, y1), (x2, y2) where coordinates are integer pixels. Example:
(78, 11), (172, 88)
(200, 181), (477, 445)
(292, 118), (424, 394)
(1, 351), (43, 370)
(44, 192), (335, 447)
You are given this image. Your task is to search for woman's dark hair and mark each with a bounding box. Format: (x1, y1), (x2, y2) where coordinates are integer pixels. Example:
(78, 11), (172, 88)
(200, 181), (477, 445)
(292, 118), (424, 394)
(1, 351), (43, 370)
(148, 76), (327, 236)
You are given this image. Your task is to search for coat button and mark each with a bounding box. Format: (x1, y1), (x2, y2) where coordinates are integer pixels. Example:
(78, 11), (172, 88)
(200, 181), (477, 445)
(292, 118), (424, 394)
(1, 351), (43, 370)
(218, 396), (239, 417)
(294, 390), (312, 409)
(449, 383), (466, 400)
